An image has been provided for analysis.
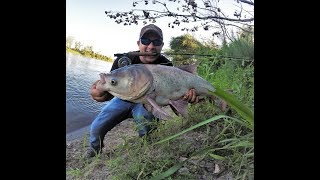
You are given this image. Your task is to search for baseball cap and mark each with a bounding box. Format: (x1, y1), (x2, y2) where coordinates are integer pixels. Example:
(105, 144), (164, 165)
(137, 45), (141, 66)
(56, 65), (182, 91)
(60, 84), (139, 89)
(139, 24), (163, 40)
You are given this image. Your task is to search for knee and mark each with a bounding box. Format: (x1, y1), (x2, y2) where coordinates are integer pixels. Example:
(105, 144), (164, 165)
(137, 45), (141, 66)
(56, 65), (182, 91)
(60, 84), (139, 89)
(133, 106), (154, 120)
(134, 112), (152, 120)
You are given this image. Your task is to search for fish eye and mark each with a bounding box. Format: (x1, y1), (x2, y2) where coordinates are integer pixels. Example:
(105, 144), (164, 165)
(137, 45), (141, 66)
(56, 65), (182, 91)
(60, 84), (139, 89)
(110, 78), (117, 86)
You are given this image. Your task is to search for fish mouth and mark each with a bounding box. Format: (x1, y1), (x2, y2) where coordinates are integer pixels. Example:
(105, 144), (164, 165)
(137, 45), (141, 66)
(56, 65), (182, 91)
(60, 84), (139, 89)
(99, 73), (107, 84)
(96, 73), (109, 91)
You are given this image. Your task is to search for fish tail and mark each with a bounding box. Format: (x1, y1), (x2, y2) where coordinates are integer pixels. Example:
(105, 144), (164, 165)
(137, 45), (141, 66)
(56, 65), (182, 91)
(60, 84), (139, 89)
(208, 87), (254, 125)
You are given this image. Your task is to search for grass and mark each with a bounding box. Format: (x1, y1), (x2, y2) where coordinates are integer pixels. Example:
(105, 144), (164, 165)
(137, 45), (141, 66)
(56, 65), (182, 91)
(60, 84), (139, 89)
(66, 48), (82, 55)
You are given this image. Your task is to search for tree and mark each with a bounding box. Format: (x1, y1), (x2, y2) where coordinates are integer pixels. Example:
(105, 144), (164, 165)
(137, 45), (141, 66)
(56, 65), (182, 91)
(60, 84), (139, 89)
(66, 36), (75, 48)
(74, 41), (83, 51)
(82, 45), (94, 57)
(166, 34), (203, 65)
(220, 26), (254, 67)
(105, 0), (254, 42)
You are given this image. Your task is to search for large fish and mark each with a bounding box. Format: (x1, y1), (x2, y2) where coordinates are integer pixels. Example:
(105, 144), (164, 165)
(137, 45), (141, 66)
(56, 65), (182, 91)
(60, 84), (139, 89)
(96, 64), (216, 120)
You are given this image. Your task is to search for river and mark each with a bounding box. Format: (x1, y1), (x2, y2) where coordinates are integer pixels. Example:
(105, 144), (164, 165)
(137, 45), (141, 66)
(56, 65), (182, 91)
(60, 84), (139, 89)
(66, 52), (112, 140)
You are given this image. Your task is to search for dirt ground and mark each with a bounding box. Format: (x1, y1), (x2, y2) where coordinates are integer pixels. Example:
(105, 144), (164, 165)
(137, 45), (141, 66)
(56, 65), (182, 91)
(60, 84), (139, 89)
(66, 119), (137, 179)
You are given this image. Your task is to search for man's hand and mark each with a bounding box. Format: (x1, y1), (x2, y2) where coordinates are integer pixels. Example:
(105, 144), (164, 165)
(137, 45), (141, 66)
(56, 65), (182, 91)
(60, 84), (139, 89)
(182, 88), (199, 104)
(90, 80), (112, 102)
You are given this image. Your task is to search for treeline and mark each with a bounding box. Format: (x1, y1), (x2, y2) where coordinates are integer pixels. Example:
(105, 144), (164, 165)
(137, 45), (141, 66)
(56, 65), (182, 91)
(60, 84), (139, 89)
(166, 28), (254, 111)
(66, 36), (113, 62)
(166, 27), (254, 69)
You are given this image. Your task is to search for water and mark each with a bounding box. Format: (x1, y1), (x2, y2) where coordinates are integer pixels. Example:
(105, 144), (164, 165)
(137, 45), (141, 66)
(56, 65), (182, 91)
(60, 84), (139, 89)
(66, 52), (112, 138)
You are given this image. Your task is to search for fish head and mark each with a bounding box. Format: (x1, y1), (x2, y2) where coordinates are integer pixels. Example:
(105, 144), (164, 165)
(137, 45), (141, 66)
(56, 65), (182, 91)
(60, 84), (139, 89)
(96, 65), (153, 101)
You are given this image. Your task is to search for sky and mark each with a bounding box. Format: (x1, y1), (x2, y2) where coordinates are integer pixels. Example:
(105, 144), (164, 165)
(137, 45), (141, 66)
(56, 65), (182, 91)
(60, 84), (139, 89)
(66, 0), (253, 58)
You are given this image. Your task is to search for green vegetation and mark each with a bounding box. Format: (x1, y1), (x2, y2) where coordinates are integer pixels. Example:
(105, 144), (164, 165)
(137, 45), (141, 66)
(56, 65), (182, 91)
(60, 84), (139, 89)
(66, 28), (254, 179)
(165, 34), (205, 65)
(66, 36), (113, 62)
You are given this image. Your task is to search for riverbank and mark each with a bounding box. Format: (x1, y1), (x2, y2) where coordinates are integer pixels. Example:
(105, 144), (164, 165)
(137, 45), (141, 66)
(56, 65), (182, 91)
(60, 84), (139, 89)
(66, 117), (235, 179)
(66, 119), (137, 179)
(66, 125), (91, 142)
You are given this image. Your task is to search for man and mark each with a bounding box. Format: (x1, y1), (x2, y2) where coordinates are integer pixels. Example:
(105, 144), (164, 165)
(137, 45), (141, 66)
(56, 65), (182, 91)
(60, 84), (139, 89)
(86, 24), (198, 158)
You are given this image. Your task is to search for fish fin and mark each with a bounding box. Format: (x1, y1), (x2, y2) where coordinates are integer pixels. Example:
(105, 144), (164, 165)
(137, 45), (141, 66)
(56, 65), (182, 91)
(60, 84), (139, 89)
(169, 99), (189, 117)
(146, 96), (173, 120)
(152, 106), (178, 120)
(176, 64), (198, 75)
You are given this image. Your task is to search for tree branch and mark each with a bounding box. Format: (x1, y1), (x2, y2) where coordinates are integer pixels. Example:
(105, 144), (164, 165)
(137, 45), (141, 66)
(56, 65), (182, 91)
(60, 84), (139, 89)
(239, 0), (254, 6)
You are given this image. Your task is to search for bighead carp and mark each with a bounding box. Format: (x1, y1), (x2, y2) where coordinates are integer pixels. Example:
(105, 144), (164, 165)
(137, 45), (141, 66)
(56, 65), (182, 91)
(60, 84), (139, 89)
(96, 64), (216, 120)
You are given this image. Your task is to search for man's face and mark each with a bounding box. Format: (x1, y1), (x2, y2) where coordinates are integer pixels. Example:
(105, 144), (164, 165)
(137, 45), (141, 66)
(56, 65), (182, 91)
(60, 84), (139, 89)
(137, 31), (164, 64)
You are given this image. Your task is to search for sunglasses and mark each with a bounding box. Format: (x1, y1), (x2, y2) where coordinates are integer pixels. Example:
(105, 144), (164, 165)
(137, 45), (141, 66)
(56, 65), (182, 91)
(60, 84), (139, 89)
(140, 38), (163, 46)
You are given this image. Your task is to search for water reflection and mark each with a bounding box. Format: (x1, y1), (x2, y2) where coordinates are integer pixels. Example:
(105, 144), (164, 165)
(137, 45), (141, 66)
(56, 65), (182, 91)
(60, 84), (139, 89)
(66, 53), (112, 134)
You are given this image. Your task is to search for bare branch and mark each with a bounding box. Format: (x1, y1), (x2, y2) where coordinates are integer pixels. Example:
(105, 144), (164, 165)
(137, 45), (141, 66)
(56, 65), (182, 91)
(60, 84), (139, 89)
(239, 0), (254, 6)
(104, 0), (254, 39)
